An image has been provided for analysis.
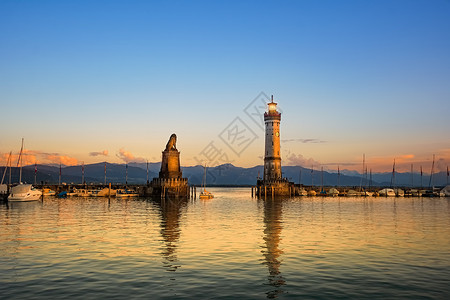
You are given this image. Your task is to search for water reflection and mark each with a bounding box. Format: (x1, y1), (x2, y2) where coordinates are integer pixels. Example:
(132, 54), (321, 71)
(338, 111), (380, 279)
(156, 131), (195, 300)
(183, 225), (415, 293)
(261, 198), (286, 298)
(154, 198), (188, 272)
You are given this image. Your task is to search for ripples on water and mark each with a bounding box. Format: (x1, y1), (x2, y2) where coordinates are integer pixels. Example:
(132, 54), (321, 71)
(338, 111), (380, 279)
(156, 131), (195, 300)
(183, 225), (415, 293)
(1, 188), (449, 299)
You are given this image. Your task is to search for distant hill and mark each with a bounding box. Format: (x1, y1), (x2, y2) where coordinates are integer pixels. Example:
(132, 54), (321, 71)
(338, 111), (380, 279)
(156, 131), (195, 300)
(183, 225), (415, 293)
(1, 163), (447, 187)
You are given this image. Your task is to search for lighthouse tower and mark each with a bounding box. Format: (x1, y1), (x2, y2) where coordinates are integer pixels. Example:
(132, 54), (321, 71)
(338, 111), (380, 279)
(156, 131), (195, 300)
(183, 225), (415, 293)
(264, 96), (282, 182)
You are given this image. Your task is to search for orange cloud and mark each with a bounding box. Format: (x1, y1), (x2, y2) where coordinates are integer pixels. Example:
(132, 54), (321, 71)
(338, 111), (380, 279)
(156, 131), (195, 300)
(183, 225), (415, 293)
(116, 148), (146, 163)
(0, 149), (78, 166)
(46, 155), (78, 166)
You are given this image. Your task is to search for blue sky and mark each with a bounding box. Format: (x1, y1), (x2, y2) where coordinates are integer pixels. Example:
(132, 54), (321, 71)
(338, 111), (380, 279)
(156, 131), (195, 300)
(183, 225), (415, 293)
(1, 0), (449, 171)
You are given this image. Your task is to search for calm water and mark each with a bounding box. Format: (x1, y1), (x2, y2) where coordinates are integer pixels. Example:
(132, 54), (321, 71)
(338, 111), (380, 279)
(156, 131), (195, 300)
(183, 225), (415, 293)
(1, 188), (449, 299)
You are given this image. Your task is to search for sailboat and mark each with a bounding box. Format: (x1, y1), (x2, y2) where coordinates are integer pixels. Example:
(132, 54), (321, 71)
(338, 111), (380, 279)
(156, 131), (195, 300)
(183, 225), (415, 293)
(199, 165), (213, 200)
(8, 139), (42, 202)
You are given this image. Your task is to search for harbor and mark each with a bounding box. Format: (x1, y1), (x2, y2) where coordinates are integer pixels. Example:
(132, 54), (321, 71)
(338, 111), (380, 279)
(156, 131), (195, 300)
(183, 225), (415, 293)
(1, 188), (450, 299)
(1, 98), (449, 202)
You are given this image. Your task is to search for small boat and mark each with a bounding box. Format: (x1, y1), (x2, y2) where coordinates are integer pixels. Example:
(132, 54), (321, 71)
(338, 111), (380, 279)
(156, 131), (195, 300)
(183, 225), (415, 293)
(422, 189), (440, 197)
(8, 184), (42, 202)
(199, 189), (214, 200)
(116, 189), (138, 198)
(199, 165), (213, 200)
(410, 189), (422, 197)
(378, 188), (396, 197)
(318, 189), (327, 196)
(74, 188), (91, 197)
(347, 189), (361, 197)
(56, 191), (67, 198)
(297, 188), (307, 196)
(441, 185), (450, 197)
(394, 188), (404, 197)
(7, 139), (42, 202)
(307, 190), (316, 196)
(42, 188), (56, 196)
(361, 190), (373, 197)
(91, 187), (116, 197)
(327, 188), (339, 197)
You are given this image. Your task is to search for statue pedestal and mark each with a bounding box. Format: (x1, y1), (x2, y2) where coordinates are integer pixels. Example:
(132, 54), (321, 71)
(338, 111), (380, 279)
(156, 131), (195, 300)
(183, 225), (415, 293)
(148, 134), (190, 199)
(159, 149), (182, 179)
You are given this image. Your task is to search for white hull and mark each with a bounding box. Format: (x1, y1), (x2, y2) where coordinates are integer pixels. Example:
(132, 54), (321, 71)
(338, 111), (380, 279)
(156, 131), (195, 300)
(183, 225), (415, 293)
(8, 184), (42, 202)
(379, 188), (396, 197)
(116, 189), (138, 198)
(298, 188), (307, 196)
(74, 189), (91, 197)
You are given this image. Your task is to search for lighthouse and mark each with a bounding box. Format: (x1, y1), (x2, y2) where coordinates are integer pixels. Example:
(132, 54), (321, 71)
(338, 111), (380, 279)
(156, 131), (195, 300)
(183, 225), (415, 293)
(264, 95), (282, 182)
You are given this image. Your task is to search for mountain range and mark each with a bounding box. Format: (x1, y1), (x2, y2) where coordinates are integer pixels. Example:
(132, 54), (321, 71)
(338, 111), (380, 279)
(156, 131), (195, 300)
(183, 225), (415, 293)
(0, 162), (448, 187)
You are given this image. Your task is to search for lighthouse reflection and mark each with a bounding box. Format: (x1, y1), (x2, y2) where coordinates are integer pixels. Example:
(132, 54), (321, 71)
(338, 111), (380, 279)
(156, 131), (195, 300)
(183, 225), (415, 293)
(261, 198), (286, 298)
(154, 198), (188, 272)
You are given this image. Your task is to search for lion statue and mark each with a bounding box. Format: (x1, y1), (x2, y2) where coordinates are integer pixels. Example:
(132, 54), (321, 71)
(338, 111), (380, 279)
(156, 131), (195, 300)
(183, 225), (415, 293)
(165, 133), (177, 151)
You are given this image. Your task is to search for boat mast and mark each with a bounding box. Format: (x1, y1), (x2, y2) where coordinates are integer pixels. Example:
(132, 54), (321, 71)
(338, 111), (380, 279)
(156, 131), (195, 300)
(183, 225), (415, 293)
(1, 151), (12, 185)
(17, 138), (24, 184)
(359, 154), (365, 193)
(82, 162), (85, 184)
(337, 165), (340, 188)
(34, 162), (37, 185)
(9, 151), (12, 185)
(420, 165), (423, 189)
(390, 159), (396, 189)
(201, 164), (207, 192)
(428, 154), (435, 188)
(364, 166), (368, 194)
(321, 166), (324, 192)
(447, 166), (449, 186)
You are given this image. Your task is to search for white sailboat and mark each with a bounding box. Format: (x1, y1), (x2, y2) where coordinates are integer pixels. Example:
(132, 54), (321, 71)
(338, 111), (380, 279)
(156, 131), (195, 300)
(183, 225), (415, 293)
(199, 165), (213, 200)
(8, 139), (42, 202)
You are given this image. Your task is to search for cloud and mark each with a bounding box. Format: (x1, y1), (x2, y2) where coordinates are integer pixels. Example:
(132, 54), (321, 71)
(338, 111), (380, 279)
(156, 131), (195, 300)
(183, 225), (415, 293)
(281, 138), (327, 144)
(90, 150), (109, 157)
(285, 153), (322, 167)
(46, 155), (78, 166)
(116, 148), (146, 163)
(0, 149), (78, 166)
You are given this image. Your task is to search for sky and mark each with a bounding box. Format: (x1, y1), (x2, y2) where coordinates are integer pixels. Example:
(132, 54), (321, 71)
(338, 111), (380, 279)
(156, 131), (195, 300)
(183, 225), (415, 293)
(1, 0), (449, 173)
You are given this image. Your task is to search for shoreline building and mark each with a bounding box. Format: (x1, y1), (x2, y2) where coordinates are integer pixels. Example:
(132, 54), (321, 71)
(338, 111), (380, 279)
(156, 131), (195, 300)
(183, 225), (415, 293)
(147, 134), (190, 199)
(257, 96), (294, 197)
